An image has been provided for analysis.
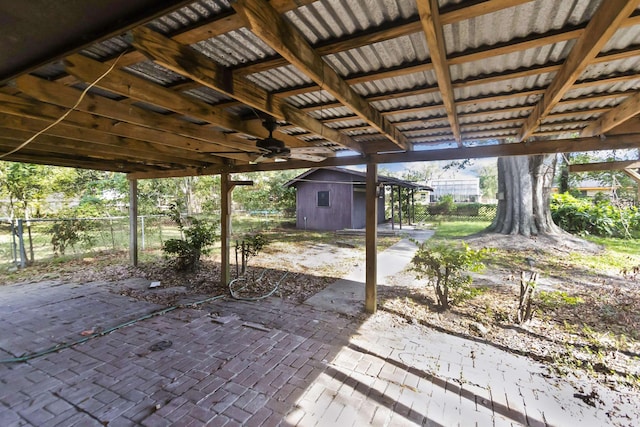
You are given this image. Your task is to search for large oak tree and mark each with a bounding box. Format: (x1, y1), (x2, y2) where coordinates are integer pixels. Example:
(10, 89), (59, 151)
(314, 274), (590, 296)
(488, 154), (562, 236)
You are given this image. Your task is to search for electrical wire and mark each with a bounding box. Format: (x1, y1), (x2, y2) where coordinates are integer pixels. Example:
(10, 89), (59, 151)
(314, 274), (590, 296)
(0, 51), (126, 159)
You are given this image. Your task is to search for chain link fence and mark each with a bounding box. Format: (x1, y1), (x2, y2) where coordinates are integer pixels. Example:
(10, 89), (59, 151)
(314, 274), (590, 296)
(0, 216), (181, 271)
(387, 203), (497, 225)
(1, 212), (294, 272)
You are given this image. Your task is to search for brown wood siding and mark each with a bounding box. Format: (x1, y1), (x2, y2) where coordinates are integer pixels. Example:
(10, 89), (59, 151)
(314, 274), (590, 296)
(294, 169), (353, 230)
(293, 169), (387, 231)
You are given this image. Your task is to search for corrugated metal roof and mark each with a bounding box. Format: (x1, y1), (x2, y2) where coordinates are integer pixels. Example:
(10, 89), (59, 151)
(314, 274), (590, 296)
(148, 0), (231, 34)
(285, 0), (417, 44)
(124, 61), (186, 86)
(3, 0), (640, 175)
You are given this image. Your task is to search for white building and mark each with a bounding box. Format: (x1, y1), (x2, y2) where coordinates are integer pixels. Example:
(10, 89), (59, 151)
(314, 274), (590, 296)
(429, 178), (481, 203)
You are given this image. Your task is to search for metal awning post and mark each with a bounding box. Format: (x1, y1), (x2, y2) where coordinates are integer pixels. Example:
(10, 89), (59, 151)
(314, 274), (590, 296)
(390, 185), (395, 230)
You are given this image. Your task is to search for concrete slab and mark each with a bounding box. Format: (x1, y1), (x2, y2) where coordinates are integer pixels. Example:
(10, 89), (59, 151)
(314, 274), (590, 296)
(304, 228), (433, 316)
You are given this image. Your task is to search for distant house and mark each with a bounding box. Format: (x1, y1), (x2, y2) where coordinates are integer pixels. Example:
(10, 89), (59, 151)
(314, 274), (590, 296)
(553, 179), (623, 198)
(284, 167), (430, 231)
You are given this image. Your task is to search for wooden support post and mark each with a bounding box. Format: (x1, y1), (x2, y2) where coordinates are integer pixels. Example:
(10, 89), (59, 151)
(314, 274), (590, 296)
(220, 174), (253, 286)
(398, 186), (403, 230)
(221, 173), (232, 287)
(411, 190), (416, 225)
(390, 185), (395, 230)
(129, 179), (138, 266)
(365, 163), (378, 313)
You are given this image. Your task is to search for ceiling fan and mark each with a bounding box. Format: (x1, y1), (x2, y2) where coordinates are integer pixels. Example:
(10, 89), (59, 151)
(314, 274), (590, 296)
(252, 117), (334, 163)
(205, 116), (334, 162)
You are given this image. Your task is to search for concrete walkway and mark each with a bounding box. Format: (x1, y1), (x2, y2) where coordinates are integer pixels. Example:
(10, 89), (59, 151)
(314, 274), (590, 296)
(305, 227), (433, 316)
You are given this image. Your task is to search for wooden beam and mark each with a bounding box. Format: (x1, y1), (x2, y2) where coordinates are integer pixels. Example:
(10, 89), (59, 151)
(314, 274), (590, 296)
(128, 133), (640, 179)
(0, 129), (197, 168)
(232, 0), (411, 151)
(417, 0), (461, 145)
(0, 149), (156, 172)
(365, 163), (378, 313)
(233, 1), (535, 76)
(568, 160), (640, 173)
(130, 27), (363, 154)
(0, 123), (212, 167)
(581, 92), (640, 137)
(440, 0), (534, 24)
(0, 93), (240, 164)
(16, 75), (262, 157)
(64, 54), (308, 149)
(517, 0), (640, 141)
(623, 168), (640, 183)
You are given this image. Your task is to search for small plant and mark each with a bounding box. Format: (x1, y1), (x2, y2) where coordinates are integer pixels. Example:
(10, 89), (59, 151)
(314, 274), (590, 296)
(162, 203), (218, 271)
(50, 218), (95, 256)
(411, 240), (487, 310)
(235, 233), (267, 276)
(516, 270), (538, 324)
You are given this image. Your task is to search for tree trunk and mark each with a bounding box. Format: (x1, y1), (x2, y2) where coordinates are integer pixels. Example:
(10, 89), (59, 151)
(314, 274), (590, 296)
(488, 155), (561, 236)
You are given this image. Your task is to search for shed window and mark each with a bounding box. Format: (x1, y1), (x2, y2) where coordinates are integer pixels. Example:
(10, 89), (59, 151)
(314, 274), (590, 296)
(317, 190), (330, 207)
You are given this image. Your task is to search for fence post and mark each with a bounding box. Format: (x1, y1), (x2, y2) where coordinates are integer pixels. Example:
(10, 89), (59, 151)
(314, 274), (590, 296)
(10, 220), (17, 266)
(141, 215), (146, 251)
(17, 219), (26, 269)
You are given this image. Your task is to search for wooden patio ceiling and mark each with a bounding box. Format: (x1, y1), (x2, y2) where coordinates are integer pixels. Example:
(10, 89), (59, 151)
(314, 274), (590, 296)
(1, 0), (640, 179)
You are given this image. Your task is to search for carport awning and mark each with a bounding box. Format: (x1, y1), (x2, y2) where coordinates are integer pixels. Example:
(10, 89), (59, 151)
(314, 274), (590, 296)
(0, 0), (639, 177)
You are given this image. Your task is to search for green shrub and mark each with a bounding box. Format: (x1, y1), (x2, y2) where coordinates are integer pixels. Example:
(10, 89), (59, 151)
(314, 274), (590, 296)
(550, 193), (639, 238)
(49, 202), (102, 255)
(162, 203), (218, 271)
(411, 240), (488, 310)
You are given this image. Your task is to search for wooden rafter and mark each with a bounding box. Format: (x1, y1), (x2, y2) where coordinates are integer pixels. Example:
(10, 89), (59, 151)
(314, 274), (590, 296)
(16, 75), (258, 159)
(0, 93), (234, 164)
(416, 0), (461, 145)
(581, 92), (640, 137)
(517, 0), (640, 141)
(232, 0), (411, 151)
(568, 160), (640, 173)
(0, 130), (191, 168)
(130, 26), (363, 153)
(0, 115), (218, 166)
(63, 54), (310, 149)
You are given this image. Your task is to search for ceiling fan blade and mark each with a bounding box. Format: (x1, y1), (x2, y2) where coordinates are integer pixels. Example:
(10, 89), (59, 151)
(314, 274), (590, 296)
(250, 154), (269, 163)
(289, 153), (328, 162)
(290, 147), (335, 156)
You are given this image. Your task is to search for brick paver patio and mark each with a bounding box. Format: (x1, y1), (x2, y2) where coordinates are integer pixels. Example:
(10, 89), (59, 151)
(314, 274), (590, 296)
(1, 277), (638, 426)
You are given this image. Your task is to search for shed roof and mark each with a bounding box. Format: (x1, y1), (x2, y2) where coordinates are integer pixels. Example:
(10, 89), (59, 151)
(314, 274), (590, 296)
(284, 167), (432, 190)
(1, 0), (640, 177)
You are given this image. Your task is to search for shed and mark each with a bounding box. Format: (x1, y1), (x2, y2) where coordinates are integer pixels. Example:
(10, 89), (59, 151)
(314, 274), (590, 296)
(284, 167), (430, 231)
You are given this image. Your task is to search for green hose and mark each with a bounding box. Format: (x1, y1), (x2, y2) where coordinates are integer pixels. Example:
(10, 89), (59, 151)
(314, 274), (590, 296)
(0, 293), (226, 364)
(229, 271), (289, 301)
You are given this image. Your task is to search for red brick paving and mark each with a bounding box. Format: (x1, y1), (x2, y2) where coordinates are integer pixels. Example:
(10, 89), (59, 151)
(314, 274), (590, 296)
(1, 279), (638, 426)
